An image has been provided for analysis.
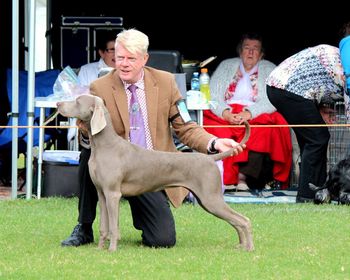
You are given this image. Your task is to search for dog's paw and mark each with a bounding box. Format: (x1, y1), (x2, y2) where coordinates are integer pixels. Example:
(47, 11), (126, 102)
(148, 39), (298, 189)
(314, 188), (331, 204)
(339, 192), (350, 205)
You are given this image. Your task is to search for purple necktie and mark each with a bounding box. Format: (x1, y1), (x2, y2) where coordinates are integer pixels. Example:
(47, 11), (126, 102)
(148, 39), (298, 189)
(129, 84), (147, 148)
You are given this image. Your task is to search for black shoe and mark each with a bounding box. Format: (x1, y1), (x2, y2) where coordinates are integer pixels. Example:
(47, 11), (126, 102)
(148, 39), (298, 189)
(296, 196), (314, 203)
(61, 224), (94, 247)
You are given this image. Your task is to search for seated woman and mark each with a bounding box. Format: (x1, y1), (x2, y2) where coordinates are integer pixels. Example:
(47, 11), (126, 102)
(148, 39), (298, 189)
(203, 32), (292, 190)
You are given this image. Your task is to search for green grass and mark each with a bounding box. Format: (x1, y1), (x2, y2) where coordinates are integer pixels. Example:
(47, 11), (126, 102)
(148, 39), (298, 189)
(0, 198), (350, 279)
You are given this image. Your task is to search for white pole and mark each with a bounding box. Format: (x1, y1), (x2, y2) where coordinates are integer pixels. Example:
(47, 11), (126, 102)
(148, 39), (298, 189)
(46, 0), (51, 69)
(26, 0), (36, 199)
(11, 0), (19, 199)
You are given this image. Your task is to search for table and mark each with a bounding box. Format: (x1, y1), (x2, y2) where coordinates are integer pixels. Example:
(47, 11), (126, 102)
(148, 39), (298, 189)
(34, 97), (78, 199)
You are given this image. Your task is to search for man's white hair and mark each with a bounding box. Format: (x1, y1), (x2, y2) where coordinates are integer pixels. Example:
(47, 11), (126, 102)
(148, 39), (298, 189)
(115, 28), (149, 55)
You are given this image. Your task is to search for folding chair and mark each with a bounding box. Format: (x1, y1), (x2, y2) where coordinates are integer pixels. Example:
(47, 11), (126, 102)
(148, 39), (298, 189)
(146, 50), (184, 73)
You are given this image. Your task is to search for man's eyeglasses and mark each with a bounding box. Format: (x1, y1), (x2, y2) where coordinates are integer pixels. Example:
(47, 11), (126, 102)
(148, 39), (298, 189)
(105, 48), (115, 53)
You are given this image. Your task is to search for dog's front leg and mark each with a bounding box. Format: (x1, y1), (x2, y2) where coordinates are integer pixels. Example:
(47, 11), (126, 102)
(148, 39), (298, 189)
(106, 189), (122, 252)
(97, 190), (108, 249)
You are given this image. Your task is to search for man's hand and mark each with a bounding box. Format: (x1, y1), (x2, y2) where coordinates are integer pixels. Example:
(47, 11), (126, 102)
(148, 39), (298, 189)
(76, 119), (89, 137)
(215, 138), (246, 156)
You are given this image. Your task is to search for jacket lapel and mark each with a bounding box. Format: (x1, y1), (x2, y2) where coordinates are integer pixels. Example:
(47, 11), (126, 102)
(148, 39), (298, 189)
(111, 71), (130, 137)
(144, 70), (159, 147)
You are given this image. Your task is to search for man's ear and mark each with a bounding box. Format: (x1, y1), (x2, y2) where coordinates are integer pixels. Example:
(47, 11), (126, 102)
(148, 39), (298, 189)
(143, 53), (150, 66)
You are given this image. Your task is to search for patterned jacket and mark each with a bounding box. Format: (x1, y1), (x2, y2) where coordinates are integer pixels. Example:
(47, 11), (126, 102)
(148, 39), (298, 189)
(266, 44), (347, 121)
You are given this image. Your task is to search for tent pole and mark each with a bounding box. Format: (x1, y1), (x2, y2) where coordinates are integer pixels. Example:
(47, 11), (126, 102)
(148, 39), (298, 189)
(25, 0), (36, 200)
(11, 0), (19, 199)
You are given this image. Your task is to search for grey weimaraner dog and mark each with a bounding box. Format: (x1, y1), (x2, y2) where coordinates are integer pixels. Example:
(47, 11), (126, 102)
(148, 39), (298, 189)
(57, 94), (253, 252)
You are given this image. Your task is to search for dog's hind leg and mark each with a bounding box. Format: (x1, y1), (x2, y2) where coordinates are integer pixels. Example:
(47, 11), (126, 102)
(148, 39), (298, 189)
(105, 189), (122, 252)
(97, 190), (109, 249)
(196, 192), (254, 251)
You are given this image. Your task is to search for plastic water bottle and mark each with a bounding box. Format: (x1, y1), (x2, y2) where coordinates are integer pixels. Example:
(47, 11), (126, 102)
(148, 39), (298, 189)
(199, 68), (211, 104)
(190, 72), (200, 91)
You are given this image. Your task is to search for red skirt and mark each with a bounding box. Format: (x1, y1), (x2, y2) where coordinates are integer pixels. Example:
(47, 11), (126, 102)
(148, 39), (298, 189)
(203, 104), (292, 188)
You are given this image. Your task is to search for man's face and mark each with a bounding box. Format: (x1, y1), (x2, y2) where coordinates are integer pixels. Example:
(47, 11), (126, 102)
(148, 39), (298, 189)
(114, 43), (149, 84)
(319, 106), (336, 124)
(99, 40), (116, 68)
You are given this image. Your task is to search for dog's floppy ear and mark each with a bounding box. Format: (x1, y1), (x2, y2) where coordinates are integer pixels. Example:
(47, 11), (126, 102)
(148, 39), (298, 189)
(90, 96), (107, 135)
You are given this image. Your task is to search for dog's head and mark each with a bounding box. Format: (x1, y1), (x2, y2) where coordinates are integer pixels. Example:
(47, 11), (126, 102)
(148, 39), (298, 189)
(57, 94), (106, 135)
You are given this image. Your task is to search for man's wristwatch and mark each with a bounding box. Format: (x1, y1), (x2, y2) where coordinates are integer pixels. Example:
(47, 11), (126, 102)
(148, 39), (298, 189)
(208, 138), (219, 154)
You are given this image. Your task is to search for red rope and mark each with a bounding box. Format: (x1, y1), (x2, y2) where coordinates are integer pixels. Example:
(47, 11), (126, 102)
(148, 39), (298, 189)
(1, 123), (349, 129)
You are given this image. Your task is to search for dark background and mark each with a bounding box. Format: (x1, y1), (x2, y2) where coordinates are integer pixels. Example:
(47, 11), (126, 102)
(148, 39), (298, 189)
(0, 0), (348, 123)
(1, 1), (348, 68)
(49, 1), (348, 66)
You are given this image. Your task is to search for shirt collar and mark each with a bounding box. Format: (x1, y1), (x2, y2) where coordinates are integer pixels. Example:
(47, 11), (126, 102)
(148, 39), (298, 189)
(123, 69), (145, 92)
(98, 58), (109, 69)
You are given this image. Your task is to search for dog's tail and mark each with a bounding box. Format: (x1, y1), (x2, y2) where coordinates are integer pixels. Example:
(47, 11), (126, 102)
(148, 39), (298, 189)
(212, 121), (250, 161)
